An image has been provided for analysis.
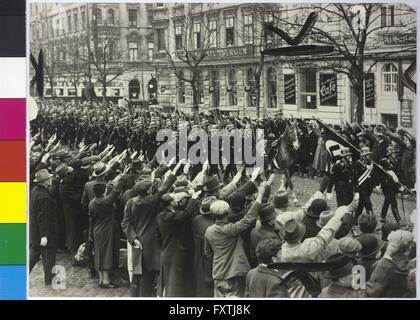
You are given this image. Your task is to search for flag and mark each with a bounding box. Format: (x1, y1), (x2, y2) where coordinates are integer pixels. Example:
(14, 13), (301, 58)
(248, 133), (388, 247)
(315, 119), (360, 163)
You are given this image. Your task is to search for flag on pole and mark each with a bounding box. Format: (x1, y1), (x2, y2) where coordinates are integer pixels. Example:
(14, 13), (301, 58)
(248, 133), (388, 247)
(315, 118), (360, 163)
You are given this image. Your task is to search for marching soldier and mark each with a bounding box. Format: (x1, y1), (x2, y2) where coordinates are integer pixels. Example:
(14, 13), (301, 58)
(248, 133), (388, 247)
(355, 146), (377, 219)
(327, 147), (359, 206)
(379, 146), (403, 225)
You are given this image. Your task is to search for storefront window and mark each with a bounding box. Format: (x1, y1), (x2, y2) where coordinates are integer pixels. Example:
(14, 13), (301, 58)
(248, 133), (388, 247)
(211, 69), (220, 108)
(228, 69), (237, 106)
(247, 68), (257, 107)
(267, 67), (277, 108)
(382, 63), (398, 92)
(96, 8), (102, 25)
(178, 71), (185, 104)
(300, 69), (317, 109)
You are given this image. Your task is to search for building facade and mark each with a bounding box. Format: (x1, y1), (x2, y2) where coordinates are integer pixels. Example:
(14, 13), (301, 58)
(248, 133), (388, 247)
(149, 3), (416, 133)
(29, 2), (156, 103)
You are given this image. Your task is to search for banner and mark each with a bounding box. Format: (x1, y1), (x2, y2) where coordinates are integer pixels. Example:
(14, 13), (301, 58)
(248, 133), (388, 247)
(284, 74), (296, 105)
(319, 73), (337, 106)
(400, 100), (413, 128)
(315, 119), (359, 163)
(364, 73), (375, 108)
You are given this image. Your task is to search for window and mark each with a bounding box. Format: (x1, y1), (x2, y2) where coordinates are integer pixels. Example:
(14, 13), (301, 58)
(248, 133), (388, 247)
(193, 23), (201, 49)
(247, 68), (257, 107)
(300, 69), (317, 109)
(382, 63), (398, 92)
(81, 7), (86, 29)
(108, 42), (114, 61)
(209, 20), (218, 48)
(156, 3), (164, 8)
(381, 5), (395, 27)
(128, 9), (137, 27)
(148, 42), (154, 61)
(175, 25), (183, 50)
(243, 14), (253, 45)
(225, 17), (235, 47)
(211, 69), (220, 108)
(107, 9), (115, 26)
(129, 41), (138, 61)
(73, 10), (78, 31)
(96, 8), (102, 25)
(178, 71), (186, 104)
(228, 69), (237, 106)
(157, 29), (166, 51)
(67, 12), (72, 32)
(267, 67), (277, 108)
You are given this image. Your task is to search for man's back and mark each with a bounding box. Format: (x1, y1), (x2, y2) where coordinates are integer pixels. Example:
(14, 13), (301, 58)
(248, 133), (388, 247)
(245, 265), (289, 298)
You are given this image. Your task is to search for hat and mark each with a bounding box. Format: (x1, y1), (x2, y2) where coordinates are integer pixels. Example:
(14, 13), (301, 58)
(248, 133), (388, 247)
(360, 146), (372, 157)
(259, 204), (277, 223)
(306, 199), (329, 218)
(324, 253), (358, 280)
(356, 234), (384, 258)
(203, 176), (222, 192)
(81, 155), (101, 169)
(70, 159), (82, 170)
(340, 147), (352, 158)
(283, 219), (306, 243)
(92, 162), (107, 177)
(56, 149), (71, 160)
(134, 180), (153, 194)
(34, 169), (53, 183)
(200, 196), (217, 215)
(381, 222), (400, 241)
(338, 237), (362, 255)
(386, 146), (399, 155)
(272, 191), (289, 209)
(229, 192), (246, 212)
(131, 158), (142, 168)
(275, 111), (283, 116)
(55, 163), (73, 177)
(174, 175), (190, 193)
(316, 210), (334, 228)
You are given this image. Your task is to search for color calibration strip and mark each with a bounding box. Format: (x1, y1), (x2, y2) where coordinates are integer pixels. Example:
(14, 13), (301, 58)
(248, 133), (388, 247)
(0, 0), (26, 300)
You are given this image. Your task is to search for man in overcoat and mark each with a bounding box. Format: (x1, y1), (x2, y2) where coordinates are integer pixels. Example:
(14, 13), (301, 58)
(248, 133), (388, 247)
(30, 169), (57, 286)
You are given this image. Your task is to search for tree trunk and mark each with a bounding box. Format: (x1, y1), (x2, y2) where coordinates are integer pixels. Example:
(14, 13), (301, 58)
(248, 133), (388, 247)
(356, 86), (364, 123)
(192, 81), (199, 111)
(102, 82), (106, 104)
(255, 73), (261, 119)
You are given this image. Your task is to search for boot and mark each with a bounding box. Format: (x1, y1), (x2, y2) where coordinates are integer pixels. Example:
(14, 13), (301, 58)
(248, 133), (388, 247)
(391, 207), (402, 225)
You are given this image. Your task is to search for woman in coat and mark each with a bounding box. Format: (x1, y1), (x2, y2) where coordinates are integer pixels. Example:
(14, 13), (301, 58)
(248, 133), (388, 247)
(88, 178), (124, 288)
(312, 129), (330, 176)
(156, 191), (201, 297)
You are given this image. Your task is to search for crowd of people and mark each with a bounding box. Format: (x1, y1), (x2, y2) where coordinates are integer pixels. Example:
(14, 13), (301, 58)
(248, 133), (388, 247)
(29, 99), (416, 298)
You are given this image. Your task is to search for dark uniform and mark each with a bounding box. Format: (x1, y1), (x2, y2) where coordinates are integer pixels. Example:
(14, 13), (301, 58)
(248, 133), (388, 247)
(355, 157), (376, 218)
(327, 158), (358, 206)
(379, 155), (402, 224)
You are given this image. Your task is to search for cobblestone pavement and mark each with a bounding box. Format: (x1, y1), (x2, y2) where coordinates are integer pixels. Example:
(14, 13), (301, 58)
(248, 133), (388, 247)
(29, 175), (416, 298)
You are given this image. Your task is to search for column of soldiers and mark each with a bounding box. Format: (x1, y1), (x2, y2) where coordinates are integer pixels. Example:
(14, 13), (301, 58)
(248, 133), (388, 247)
(29, 99), (416, 298)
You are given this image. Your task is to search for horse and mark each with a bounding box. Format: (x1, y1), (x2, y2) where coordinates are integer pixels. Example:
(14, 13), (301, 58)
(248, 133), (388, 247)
(269, 120), (300, 204)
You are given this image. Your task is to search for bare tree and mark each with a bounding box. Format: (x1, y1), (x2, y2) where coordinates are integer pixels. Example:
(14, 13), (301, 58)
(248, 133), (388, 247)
(62, 37), (86, 104)
(237, 3), (285, 118)
(275, 3), (416, 122)
(165, 3), (215, 111)
(43, 41), (58, 98)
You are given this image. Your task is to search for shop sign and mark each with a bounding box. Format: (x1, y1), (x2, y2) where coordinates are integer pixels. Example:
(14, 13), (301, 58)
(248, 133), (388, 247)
(364, 73), (375, 108)
(319, 73), (337, 106)
(401, 100), (412, 128)
(284, 74), (296, 105)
